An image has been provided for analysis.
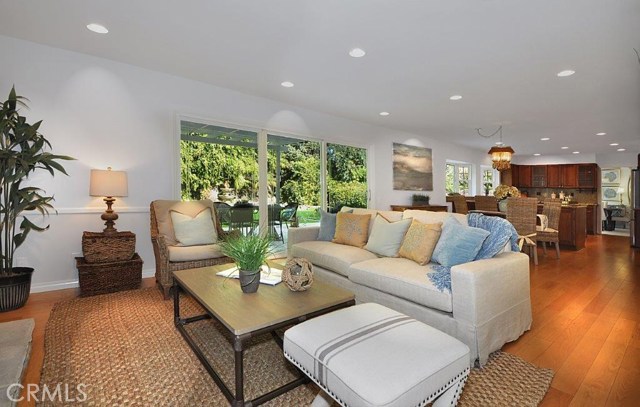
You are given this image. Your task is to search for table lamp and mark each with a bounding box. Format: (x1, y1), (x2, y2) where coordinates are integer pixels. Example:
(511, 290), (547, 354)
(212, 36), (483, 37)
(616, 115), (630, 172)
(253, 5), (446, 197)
(90, 167), (128, 234)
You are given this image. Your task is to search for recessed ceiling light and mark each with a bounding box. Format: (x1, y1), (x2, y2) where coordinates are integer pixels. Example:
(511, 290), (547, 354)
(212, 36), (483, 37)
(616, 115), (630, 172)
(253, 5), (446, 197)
(379, 111), (390, 116)
(610, 143), (619, 146)
(617, 148), (626, 152)
(449, 95), (463, 101)
(561, 146), (569, 149)
(533, 153), (541, 156)
(557, 70), (575, 77)
(349, 48), (366, 58)
(540, 137), (550, 141)
(572, 151), (580, 154)
(280, 81), (294, 88)
(596, 132), (606, 136)
(86, 23), (108, 34)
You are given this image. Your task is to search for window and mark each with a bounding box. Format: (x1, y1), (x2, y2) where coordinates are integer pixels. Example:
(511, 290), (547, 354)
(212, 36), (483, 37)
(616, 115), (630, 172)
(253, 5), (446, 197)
(446, 162), (472, 195)
(481, 166), (500, 195)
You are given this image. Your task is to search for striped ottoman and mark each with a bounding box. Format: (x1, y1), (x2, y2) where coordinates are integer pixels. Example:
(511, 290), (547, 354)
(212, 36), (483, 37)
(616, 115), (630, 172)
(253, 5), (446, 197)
(284, 303), (470, 407)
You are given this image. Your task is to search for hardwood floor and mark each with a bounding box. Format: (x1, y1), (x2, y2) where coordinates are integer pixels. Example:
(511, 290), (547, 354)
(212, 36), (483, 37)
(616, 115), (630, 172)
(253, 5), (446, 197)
(1, 235), (638, 406)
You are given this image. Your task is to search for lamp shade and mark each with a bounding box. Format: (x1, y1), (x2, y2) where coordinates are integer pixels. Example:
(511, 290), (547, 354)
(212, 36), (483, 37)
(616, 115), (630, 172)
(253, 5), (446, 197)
(90, 169), (128, 197)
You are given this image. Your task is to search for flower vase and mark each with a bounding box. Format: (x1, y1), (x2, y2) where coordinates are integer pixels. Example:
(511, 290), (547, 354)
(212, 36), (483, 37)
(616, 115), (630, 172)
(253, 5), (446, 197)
(498, 199), (508, 212)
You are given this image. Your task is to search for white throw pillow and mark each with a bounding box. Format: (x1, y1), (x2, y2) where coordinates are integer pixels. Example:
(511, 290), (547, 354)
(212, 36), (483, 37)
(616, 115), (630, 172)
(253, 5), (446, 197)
(170, 208), (217, 246)
(364, 215), (412, 257)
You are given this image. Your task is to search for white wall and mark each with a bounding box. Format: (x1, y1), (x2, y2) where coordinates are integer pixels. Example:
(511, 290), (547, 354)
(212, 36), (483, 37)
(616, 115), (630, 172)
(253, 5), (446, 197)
(0, 35), (488, 291)
(596, 152), (638, 169)
(513, 154), (597, 165)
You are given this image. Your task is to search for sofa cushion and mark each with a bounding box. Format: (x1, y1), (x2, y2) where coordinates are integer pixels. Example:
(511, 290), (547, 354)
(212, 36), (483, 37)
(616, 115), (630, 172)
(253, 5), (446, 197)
(364, 215), (412, 257)
(333, 212), (370, 248)
(349, 258), (453, 312)
(168, 243), (225, 262)
(170, 208), (217, 246)
(290, 241), (378, 277)
(432, 216), (490, 267)
(398, 220), (442, 265)
(152, 199), (217, 246)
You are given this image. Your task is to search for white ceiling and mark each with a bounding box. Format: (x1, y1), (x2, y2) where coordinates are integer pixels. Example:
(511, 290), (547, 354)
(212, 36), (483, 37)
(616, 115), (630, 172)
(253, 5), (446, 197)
(0, 0), (639, 156)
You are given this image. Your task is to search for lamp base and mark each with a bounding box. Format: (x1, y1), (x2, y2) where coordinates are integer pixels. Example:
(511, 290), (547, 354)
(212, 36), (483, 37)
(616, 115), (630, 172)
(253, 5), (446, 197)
(101, 197), (119, 234)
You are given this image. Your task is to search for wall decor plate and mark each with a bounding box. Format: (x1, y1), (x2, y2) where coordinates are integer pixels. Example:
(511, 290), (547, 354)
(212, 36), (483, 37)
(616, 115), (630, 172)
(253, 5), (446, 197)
(601, 168), (621, 185)
(602, 186), (621, 201)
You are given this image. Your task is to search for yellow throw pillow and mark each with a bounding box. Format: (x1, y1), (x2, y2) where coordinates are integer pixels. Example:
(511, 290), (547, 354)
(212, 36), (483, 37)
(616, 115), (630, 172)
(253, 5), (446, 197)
(398, 220), (443, 265)
(332, 212), (371, 248)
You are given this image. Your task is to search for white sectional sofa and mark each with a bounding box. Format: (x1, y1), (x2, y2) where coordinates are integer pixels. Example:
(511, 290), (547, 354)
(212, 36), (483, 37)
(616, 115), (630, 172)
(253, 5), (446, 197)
(287, 208), (532, 366)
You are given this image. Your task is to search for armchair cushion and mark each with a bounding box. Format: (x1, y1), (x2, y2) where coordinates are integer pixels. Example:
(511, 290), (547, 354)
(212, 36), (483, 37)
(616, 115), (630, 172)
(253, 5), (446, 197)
(168, 244), (225, 262)
(170, 208), (217, 246)
(152, 200), (217, 245)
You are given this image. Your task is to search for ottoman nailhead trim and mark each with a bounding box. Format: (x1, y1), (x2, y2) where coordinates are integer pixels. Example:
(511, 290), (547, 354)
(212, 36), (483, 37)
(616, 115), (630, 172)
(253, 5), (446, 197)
(286, 350), (471, 407)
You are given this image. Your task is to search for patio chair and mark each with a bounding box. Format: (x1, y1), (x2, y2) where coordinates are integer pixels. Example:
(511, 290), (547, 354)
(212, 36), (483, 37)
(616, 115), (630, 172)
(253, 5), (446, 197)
(506, 197), (538, 265)
(281, 203), (298, 228)
(213, 201), (232, 230)
(229, 205), (256, 235)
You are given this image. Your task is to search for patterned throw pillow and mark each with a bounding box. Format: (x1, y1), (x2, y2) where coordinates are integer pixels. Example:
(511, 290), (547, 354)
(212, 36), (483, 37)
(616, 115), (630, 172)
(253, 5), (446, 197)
(332, 212), (371, 248)
(398, 220), (443, 265)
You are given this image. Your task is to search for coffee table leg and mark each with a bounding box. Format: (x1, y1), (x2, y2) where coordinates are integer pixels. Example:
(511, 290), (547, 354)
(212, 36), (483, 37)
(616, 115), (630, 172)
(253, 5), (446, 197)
(173, 280), (180, 324)
(233, 337), (245, 406)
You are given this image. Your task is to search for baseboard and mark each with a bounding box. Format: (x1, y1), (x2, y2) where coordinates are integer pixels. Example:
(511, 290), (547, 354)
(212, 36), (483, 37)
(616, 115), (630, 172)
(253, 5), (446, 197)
(30, 268), (156, 293)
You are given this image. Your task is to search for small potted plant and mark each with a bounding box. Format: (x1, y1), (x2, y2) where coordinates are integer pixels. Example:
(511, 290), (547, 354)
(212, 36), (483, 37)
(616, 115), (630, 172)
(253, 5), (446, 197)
(494, 185), (521, 212)
(219, 234), (272, 293)
(412, 194), (430, 207)
(0, 87), (73, 311)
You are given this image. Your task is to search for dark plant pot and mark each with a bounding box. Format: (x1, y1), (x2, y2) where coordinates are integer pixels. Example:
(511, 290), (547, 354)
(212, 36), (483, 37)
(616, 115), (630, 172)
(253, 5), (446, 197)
(239, 269), (260, 293)
(0, 267), (34, 312)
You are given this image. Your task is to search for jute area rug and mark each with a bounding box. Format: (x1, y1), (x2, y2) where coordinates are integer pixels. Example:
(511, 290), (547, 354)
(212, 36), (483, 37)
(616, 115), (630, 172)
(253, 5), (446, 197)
(40, 288), (553, 406)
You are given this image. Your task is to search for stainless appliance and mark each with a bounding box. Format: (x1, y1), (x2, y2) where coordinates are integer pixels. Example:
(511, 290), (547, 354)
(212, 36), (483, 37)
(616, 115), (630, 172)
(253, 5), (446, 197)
(632, 168), (639, 247)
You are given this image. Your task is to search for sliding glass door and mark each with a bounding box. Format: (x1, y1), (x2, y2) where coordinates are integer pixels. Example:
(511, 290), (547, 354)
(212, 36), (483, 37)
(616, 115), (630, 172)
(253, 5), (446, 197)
(179, 118), (368, 246)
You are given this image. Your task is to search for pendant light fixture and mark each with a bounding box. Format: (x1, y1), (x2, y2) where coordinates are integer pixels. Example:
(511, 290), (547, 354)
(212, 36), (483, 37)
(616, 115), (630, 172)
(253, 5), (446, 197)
(477, 125), (515, 171)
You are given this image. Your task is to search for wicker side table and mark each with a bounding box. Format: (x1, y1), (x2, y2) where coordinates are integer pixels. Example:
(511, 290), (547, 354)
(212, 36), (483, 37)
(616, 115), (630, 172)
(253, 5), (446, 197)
(76, 253), (143, 297)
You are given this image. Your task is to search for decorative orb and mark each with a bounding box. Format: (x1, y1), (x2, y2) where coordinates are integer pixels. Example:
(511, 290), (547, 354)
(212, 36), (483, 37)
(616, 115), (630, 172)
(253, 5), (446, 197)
(282, 258), (314, 291)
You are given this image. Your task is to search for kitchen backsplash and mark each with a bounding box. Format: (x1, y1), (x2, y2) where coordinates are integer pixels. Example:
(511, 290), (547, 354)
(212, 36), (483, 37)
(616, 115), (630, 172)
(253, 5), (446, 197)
(518, 188), (599, 204)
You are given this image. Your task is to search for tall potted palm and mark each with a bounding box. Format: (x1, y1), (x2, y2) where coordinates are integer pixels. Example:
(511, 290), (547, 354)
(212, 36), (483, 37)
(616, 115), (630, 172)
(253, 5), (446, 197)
(0, 87), (73, 311)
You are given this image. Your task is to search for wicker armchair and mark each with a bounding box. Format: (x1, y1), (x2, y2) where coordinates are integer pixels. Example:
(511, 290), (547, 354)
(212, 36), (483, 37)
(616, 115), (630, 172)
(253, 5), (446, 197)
(150, 200), (233, 299)
(474, 196), (498, 212)
(537, 199), (561, 258)
(506, 197), (538, 265)
(450, 195), (468, 214)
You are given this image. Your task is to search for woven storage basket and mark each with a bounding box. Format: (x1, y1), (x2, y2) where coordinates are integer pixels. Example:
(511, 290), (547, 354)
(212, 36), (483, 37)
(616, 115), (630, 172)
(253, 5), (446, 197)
(76, 253), (143, 297)
(82, 231), (136, 263)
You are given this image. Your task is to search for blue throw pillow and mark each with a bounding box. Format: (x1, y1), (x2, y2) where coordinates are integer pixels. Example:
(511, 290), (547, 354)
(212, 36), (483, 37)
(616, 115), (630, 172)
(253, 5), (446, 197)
(318, 210), (337, 241)
(432, 216), (490, 267)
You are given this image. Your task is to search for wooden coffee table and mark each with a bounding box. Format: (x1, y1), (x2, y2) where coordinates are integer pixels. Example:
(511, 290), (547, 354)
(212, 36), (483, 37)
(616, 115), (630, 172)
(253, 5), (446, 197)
(173, 263), (355, 407)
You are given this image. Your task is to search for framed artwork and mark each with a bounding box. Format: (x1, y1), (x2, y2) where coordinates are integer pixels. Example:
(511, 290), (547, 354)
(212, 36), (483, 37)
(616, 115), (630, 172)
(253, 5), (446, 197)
(602, 186), (621, 201)
(601, 168), (621, 185)
(392, 143), (433, 191)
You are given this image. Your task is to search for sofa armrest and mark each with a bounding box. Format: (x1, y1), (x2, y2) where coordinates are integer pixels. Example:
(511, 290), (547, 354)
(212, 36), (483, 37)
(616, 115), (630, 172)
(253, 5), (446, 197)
(287, 226), (320, 253)
(450, 252), (530, 325)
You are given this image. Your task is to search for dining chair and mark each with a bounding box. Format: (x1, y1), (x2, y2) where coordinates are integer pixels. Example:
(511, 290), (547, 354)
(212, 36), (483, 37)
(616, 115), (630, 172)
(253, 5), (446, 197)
(450, 195), (468, 214)
(230, 206), (256, 235)
(537, 199), (561, 258)
(506, 197), (538, 265)
(213, 201), (232, 231)
(474, 196), (498, 212)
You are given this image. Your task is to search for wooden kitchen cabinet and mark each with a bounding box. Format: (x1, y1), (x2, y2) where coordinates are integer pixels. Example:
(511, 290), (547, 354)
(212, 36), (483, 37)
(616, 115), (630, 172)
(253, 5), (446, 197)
(547, 165), (562, 188)
(562, 164), (578, 188)
(578, 164), (598, 188)
(510, 164), (519, 187)
(557, 206), (587, 249)
(532, 166), (547, 187)
(518, 165), (532, 188)
(585, 204), (598, 235)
